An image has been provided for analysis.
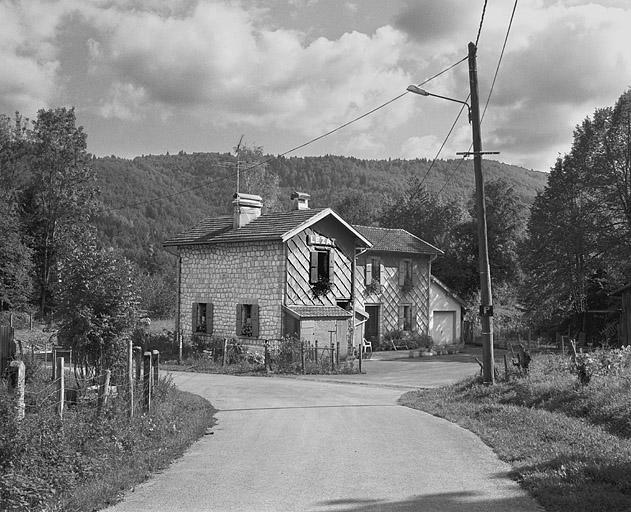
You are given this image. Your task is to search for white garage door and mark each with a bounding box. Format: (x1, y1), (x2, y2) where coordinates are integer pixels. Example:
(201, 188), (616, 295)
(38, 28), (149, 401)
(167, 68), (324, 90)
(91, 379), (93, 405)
(432, 311), (456, 345)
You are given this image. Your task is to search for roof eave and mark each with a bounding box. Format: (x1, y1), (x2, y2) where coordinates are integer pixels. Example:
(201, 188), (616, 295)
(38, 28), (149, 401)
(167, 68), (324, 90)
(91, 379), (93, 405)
(281, 208), (372, 247)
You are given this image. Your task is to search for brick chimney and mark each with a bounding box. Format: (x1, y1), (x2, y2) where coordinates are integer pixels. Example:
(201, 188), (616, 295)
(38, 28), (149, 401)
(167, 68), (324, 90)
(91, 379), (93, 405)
(233, 193), (263, 228)
(291, 192), (310, 210)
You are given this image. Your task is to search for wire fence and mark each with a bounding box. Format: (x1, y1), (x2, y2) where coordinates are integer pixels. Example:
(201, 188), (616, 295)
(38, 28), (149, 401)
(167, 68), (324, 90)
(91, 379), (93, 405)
(3, 345), (165, 423)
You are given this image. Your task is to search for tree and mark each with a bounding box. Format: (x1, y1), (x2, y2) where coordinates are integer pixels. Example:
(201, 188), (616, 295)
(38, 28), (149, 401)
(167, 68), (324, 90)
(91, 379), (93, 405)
(21, 108), (98, 316)
(0, 114), (33, 310)
(235, 143), (283, 212)
(57, 234), (139, 377)
(331, 189), (381, 225)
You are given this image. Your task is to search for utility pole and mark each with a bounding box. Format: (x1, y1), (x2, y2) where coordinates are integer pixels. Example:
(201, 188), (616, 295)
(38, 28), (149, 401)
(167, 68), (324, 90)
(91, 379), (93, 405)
(468, 41), (495, 384)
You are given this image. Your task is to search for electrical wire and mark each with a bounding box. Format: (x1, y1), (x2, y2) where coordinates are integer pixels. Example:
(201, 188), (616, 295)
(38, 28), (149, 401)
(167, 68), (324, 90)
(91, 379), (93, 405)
(436, 0), (518, 198)
(101, 57), (468, 214)
(408, 94), (470, 201)
(475, 0), (488, 47)
(481, 0), (518, 122)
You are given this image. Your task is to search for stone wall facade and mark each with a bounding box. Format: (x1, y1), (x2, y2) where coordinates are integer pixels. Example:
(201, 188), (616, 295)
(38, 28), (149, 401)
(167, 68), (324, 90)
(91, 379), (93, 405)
(179, 241), (286, 341)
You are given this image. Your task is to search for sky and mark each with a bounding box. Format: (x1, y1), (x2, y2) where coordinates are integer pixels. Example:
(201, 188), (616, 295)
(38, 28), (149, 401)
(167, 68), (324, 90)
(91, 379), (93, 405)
(2, 0), (630, 172)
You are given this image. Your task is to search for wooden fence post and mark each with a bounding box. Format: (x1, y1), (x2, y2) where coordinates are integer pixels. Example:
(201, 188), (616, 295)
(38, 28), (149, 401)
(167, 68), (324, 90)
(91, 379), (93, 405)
(300, 339), (305, 374)
(358, 337), (362, 374)
(57, 357), (64, 419)
(128, 339), (134, 418)
(264, 341), (271, 373)
(315, 340), (318, 364)
(143, 351), (152, 412)
(152, 350), (159, 385)
(222, 338), (228, 367)
(98, 370), (111, 415)
(134, 346), (142, 381)
(330, 342), (334, 371)
(336, 342), (340, 368)
(52, 345), (57, 381)
(8, 360), (25, 421)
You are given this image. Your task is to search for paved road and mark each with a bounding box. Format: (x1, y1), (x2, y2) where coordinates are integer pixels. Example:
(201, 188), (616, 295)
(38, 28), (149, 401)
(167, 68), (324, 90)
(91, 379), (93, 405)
(106, 372), (543, 512)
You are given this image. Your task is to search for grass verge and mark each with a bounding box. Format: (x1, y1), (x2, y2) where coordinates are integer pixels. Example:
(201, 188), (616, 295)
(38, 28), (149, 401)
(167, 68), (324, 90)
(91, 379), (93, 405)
(400, 353), (631, 512)
(1, 373), (216, 512)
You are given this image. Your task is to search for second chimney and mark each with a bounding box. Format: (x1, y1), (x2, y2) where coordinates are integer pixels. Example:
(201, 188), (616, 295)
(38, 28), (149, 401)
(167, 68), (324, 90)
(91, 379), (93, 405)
(291, 192), (310, 210)
(233, 193), (263, 228)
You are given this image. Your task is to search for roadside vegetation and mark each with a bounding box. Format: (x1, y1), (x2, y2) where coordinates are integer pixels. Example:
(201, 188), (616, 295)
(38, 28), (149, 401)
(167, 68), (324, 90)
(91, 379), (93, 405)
(400, 349), (631, 512)
(0, 358), (215, 512)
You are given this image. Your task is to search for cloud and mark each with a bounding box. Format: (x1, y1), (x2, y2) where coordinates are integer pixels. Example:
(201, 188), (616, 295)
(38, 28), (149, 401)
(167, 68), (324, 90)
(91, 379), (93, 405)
(393, 0), (478, 44)
(0, 1), (66, 114)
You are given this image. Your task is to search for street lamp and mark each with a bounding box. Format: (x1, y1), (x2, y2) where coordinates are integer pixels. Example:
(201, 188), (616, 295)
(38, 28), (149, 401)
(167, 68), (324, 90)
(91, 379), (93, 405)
(407, 42), (495, 384)
(406, 85), (471, 122)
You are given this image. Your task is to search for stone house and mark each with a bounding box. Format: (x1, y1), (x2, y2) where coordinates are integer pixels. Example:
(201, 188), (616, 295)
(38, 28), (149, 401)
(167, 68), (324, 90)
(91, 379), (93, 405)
(163, 192), (372, 358)
(352, 225), (443, 345)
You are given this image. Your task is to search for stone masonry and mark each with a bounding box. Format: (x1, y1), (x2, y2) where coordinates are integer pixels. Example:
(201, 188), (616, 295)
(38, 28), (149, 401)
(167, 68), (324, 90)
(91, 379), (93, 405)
(179, 240), (286, 340)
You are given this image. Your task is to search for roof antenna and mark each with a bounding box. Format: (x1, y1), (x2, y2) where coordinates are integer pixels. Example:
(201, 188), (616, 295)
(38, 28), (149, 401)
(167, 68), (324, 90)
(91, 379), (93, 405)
(234, 135), (244, 195)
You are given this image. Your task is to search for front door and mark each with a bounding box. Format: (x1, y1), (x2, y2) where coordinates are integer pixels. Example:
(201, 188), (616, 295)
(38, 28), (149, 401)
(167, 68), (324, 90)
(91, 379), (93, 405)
(365, 305), (380, 341)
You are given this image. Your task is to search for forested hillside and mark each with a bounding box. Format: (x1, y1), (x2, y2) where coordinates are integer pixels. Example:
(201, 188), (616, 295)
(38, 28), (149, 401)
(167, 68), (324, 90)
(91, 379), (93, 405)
(93, 152), (547, 273)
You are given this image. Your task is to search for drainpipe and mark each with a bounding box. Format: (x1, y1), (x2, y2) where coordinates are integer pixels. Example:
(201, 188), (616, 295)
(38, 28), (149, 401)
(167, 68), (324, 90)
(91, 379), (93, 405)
(428, 254), (437, 337)
(352, 246), (370, 356)
(176, 252), (182, 364)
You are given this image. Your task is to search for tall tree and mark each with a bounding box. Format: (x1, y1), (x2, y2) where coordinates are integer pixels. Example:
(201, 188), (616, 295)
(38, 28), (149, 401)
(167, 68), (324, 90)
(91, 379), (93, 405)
(0, 114), (33, 310)
(57, 233), (139, 377)
(235, 143), (283, 212)
(21, 108), (98, 316)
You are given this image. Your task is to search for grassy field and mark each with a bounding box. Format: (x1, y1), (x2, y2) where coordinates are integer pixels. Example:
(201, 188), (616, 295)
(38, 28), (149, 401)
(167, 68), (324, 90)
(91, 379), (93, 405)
(400, 352), (631, 512)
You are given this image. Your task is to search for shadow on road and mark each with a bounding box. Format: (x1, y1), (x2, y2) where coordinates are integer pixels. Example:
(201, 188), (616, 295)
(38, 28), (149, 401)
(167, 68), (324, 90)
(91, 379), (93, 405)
(315, 490), (541, 511)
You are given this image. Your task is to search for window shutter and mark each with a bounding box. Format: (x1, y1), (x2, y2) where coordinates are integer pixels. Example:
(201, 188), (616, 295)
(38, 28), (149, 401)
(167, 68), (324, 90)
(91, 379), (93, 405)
(409, 261), (415, 285)
(236, 303), (243, 336)
(398, 305), (405, 330)
(192, 303), (198, 331)
(328, 250), (335, 284)
(309, 251), (319, 284)
(251, 304), (260, 337)
(411, 305), (417, 332)
(398, 260), (405, 286)
(365, 261), (372, 286)
(206, 303), (214, 334)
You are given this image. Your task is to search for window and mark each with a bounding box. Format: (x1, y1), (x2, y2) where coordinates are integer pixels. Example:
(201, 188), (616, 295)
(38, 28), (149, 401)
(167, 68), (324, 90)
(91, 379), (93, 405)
(236, 303), (259, 337)
(365, 257), (381, 286)
(192, 303), (213, 334)
(399, 304), (415, 332)
(398, 259), (413, 287)
(310, 249), (335, 284)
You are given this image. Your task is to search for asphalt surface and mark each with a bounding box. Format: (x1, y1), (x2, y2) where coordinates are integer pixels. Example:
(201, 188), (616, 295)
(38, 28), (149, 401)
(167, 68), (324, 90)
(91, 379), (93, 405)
(105, 367), (543, 512)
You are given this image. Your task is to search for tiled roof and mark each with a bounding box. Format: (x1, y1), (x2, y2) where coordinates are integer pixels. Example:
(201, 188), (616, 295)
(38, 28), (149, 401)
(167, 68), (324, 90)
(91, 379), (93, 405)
(285, 305), (352, 319)
(164, 209), (327, 246)
(353, 225), (443, 255)
(163, 216), (232, 246)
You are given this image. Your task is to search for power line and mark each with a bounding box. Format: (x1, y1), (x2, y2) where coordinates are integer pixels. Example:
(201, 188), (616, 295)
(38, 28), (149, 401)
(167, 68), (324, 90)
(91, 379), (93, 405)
(407, 2), (488, 201)
(409, 93), (470, 201)
(481, 0), (518, 122)
(436, 0), (518, 199)
(475, 0), (489, 47)
(101, 57), (468, 214)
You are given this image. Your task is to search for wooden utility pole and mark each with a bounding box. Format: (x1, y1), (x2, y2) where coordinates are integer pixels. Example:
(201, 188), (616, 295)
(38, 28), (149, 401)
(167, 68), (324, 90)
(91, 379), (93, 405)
(468, 41), (495, 384)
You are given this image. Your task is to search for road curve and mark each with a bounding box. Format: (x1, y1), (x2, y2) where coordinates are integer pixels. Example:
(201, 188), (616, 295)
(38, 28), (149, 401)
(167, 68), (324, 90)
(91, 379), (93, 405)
(105, 372), (543, 512)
